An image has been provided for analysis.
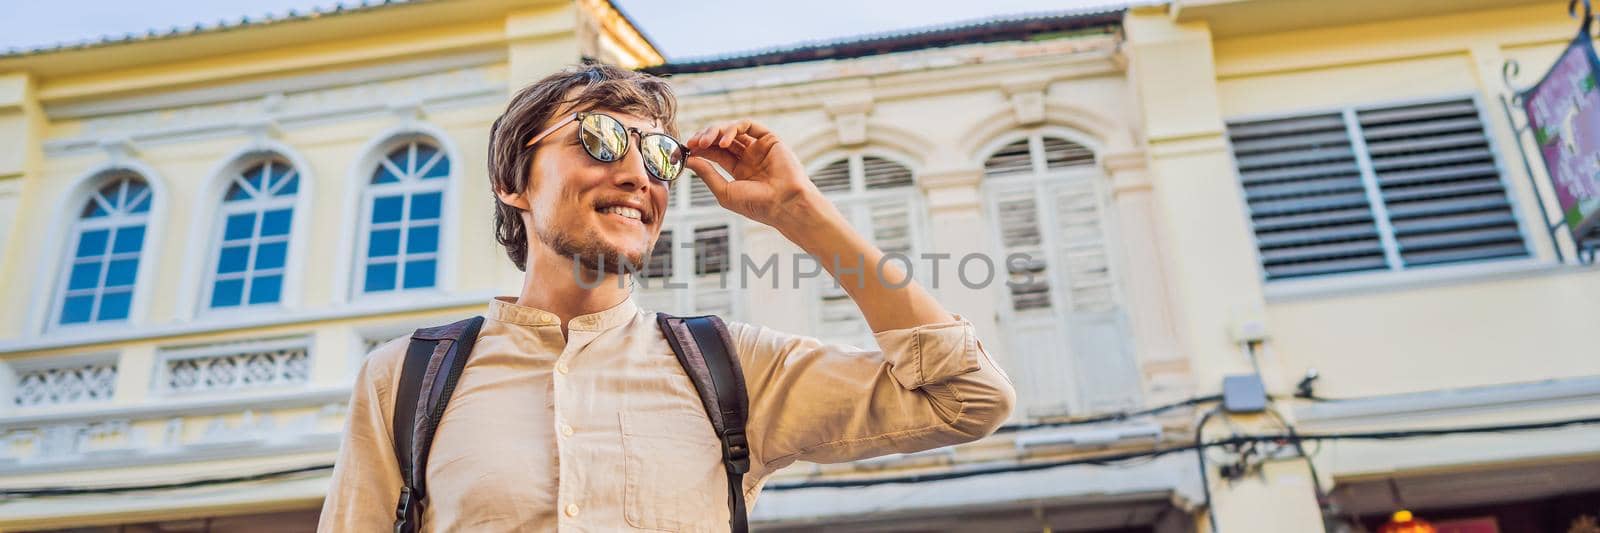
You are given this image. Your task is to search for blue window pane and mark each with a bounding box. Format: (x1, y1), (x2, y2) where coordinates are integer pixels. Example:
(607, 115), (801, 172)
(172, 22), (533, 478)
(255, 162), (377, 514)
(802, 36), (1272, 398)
(414, 144), (439, 171)
(422, 155), (451, 179)
(68, 262), (102, 290)
(218, 246), (250, 274)
(97, 291), (131, 321)
(211, 278), (244, 307)
(82, 198), (109, 218)
(372, 196), (403, 224)
(123, 181), (147, 206)
(406, 225), (438, 254)
(368, 229), (400, 258)
(61, 295), (95, 324)
(224, 213), (256, 241)
(275, 175), (299, 196)
(226, 182), (250, 201)
(365, 262), (397, 292)
(404, 259), (436, 289)
(372, 165), (401, 184)
(387, 151), (408, 172)
(113, 225), (145, 254)
(255, 242), (287, 270)
(243, 165), (267, 193)
(131, 190), (152, 213)
(104, 258), (139, 287)
(76, 230), (109, 257)
(411, 192), (442, 220)
(260, 209), (293, 237)
(269, 163), (292, 187)
(248, 274), (282, 304)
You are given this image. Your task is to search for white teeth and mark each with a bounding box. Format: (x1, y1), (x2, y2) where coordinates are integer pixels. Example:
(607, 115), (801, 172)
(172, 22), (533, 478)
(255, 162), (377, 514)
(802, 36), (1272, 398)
(602, 206), (643, 220)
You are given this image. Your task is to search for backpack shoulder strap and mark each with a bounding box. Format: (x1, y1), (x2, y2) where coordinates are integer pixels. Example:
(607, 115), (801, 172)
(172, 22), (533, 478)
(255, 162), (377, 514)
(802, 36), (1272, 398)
(392, 315), (485, 533)
(655, 313), (751, 533)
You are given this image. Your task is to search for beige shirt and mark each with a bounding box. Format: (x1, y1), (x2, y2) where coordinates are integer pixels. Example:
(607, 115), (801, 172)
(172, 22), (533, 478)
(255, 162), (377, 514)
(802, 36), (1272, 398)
(318, 296), (1015, 532)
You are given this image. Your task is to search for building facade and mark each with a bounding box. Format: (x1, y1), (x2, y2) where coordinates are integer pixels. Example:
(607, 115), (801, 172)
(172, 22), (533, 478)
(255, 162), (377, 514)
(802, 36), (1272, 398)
(0, 0), (1596, 531)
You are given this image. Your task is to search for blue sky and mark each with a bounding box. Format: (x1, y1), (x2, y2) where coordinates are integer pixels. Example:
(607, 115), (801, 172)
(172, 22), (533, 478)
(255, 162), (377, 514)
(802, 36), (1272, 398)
(0, 0), (1128, 60)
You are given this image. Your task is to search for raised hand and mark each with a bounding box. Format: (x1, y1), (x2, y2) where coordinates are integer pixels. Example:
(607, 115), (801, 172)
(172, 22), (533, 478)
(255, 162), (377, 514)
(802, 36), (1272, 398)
(682, 119), (842, 233)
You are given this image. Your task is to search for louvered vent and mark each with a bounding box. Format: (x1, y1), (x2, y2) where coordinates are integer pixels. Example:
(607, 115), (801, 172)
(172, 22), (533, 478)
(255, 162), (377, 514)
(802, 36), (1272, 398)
(1228, 113), (1385, 279)
(688, 172), (720, 207)
(1358, 99), (1525, 267)
(862, 156), (914, 190)
(993, 186), (1052, 311)
(1042, 137), (1096, 169)
(984, 139), (1034, 177)
(812, 159), (853, 193)
(644, 229), (673, 279)
(1228, 98), (1525, 280)
(694, 225), (729, 275)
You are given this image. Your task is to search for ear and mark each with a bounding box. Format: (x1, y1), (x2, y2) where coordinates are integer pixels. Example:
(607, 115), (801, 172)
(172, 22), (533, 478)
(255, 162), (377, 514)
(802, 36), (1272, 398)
(495, 186), (531, 211)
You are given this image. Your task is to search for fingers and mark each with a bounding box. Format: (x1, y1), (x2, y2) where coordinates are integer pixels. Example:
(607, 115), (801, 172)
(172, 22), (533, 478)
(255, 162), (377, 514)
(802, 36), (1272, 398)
(687, 119), (776, 151)
(683, 156), (730, 204)
(691, 144), (739, 173)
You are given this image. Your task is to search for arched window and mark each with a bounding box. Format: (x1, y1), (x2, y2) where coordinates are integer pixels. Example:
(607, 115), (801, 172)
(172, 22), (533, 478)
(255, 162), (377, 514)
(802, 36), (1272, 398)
(204, 157), (299, 309)
(806, 154), (920, 347)
(55, 174), (152, 325)
(357, 139), (448, 294)
(636, 172), (737, 317)
(982, 133), (1138, 417)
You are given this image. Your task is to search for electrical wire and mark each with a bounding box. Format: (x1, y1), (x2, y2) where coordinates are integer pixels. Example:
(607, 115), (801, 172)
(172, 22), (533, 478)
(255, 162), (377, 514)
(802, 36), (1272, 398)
(1195, 407), (1224, 533)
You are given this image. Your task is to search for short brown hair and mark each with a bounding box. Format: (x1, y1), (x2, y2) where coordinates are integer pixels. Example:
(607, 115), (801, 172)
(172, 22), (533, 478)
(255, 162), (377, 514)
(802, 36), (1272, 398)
(487, 63), (679, 271)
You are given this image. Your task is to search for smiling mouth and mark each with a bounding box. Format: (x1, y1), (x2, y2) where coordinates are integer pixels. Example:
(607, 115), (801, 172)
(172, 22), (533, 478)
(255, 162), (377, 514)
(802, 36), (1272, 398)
(598, 205), (648, 225)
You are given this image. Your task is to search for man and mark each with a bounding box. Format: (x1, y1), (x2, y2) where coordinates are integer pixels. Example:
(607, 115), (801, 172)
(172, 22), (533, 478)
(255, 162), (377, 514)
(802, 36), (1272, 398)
(318, 64), (1015, 531)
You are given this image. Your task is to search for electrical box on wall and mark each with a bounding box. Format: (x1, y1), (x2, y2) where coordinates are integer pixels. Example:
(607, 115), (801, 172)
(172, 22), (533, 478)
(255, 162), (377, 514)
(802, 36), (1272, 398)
(1222, 374), (1268, 413)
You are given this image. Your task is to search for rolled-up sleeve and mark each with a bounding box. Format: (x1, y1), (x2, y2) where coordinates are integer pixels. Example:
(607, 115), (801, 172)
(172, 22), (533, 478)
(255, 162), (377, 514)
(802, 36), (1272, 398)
(732, 315), (1016, 475)
(317, 338), (406, 533)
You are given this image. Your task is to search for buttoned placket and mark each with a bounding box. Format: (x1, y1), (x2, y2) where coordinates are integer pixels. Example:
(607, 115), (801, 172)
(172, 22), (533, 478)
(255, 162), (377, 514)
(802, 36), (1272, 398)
(553, 314), (605, 532)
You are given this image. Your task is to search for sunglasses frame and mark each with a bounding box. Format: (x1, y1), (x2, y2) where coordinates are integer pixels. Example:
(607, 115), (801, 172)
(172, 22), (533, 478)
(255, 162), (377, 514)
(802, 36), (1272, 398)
(523, 111), (690, 182)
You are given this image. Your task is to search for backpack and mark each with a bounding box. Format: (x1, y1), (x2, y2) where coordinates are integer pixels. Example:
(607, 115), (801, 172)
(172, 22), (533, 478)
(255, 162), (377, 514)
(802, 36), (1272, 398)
(388, 314), (751, 533)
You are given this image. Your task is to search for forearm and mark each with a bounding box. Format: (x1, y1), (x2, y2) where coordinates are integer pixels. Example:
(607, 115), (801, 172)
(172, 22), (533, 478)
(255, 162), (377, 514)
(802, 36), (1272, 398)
(779, 192), (952, 332)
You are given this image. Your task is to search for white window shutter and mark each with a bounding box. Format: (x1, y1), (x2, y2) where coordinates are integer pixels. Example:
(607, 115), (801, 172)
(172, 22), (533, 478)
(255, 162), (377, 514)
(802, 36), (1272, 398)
(692, 223), (733, 317)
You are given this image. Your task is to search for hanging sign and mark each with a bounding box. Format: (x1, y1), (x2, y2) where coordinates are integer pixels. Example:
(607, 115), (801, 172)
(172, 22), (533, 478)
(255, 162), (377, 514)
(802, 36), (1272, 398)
(1523, 29), (1600, 239)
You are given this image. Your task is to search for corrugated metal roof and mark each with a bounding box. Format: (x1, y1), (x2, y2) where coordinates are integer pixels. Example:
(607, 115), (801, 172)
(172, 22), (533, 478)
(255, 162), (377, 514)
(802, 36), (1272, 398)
(0, 0), (428, 59)
(644, 5), (1128, 76)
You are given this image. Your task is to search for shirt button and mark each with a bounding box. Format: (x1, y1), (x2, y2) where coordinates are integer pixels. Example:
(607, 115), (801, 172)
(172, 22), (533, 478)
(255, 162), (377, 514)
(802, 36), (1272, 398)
(565, 503), (580, 517)
(556, 361), (570, 374)
(560, 423), (574, 437)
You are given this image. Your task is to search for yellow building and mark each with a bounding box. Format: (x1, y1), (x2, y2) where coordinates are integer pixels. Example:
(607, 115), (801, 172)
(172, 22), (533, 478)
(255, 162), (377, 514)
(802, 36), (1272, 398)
(1, 0), (1598, 531)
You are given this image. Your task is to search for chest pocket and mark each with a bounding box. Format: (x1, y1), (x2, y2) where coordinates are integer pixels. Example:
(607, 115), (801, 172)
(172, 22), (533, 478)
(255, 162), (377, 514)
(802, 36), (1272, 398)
(620, 409), (727, 532)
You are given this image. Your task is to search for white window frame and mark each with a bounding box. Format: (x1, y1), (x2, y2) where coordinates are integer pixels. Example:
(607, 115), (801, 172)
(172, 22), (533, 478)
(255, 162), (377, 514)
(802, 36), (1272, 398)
(1225, 93), (1535, 294)
(802, 151), (927, 347)
(199, 158), (300, 312)
(978, 130), (1140, 417)
(49, 175), (153, 329)
(634, 175), (745, 318)
(353, 139), (450, 297)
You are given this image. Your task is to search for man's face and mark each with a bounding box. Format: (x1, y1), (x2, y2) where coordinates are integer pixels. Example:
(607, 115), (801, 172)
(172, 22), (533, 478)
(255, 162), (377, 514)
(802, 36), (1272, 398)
(519, 107), (670, 274)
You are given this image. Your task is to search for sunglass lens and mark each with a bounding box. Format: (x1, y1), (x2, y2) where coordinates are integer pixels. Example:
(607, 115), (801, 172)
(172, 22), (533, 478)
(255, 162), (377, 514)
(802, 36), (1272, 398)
(579, 114), (628, 162)
(641, 134), (685, 181)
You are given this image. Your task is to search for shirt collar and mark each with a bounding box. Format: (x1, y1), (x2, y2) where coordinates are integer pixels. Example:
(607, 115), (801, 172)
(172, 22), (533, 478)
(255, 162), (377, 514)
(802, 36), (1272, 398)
(488, 295), (639, 331)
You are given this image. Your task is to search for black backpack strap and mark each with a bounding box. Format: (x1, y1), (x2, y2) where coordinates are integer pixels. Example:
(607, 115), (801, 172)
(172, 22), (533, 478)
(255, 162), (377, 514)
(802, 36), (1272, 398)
(656, 313), (751, 533)
(391, 316), (484, 533)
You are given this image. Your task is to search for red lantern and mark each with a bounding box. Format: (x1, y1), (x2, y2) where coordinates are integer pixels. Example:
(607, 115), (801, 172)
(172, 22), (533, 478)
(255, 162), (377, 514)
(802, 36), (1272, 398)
(1378, 510), (1438, 533)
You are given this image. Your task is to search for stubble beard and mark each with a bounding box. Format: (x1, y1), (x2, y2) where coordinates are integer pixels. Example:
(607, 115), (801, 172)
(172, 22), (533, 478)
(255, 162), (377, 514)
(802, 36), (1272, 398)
(536, 223), (647, 276)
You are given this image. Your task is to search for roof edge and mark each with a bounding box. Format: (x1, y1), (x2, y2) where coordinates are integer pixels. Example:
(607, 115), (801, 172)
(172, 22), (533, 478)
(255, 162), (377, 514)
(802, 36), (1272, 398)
(642, 7), (1126, 76)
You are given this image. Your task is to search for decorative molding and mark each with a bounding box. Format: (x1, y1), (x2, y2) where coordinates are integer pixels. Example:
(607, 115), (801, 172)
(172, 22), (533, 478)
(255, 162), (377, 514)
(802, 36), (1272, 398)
(42, 62), (505, 156)
(10, 361), (117, 408)
(155, 336), (311, 395)
(1296, 376), (1600, 427)
(0, 289), (496, 355)
(0, 390), (347, 475)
